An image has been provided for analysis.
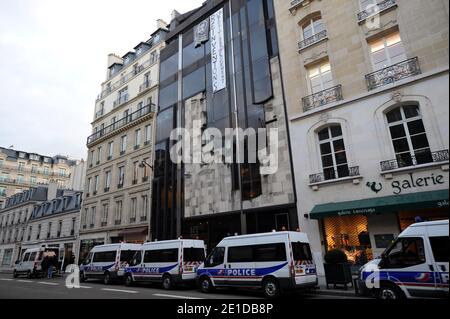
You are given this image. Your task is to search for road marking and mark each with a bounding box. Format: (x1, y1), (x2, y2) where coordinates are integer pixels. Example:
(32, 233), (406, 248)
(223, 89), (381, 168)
(0, 278), (13, 281)
(37, 282), (59, 286)
(153, 293), (204, 300)
(101, 288), (138, 294)
(17, 280), (33, 283)
(79, 286), (92, 289)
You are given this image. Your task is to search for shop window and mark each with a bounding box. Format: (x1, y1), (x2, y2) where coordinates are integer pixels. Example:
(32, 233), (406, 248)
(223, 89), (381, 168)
(386, 104), (432, 167)
(383, 237), (426, 268)
(318, 125), (350, 180)
(324, 215), (373, 266)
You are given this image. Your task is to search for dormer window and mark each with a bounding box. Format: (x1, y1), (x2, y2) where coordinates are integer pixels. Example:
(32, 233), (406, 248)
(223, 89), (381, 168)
(19, 152), (26, 159)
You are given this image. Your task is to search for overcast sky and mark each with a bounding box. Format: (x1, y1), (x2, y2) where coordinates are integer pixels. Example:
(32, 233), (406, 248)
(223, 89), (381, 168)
(0, 0), (204, 160)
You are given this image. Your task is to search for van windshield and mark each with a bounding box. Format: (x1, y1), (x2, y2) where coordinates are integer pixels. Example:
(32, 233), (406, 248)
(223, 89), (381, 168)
(292, 242), (313, 261)
(183, 248), (205, 262)
(120, 250), (138, 263)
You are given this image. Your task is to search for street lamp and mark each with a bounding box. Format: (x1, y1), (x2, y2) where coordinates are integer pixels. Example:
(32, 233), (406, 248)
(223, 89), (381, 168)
(139, 160), (153, 242)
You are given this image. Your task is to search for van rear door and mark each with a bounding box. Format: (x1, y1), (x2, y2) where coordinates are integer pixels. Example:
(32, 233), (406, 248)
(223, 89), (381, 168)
(292, 242), (316, 281)
(183, 247), (205, 273)
(429, 235), (449, 296)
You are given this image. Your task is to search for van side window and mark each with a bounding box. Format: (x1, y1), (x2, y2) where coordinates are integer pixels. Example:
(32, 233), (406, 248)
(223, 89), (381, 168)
(22, 253), (30, 262)
(254, 244), (286, 262)
(228, 246), (253, 263)
(93, 251), (117, 263)
(384, 237), (426, 268)
(430, 237), (450, 263)
(292, 242), (313, 261)
(144, 249), (178, 263)
(29, 252), (37, 261)
(130, 251), (142, 266)
(205, 247), (225, 267)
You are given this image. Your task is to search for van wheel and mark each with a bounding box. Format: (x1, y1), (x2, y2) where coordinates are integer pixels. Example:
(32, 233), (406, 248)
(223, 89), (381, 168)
(13, 270), (18, 279)
(103, 272), (111, 285)
(80, 272), (87, 282)
(162, 274), (173, 290)
(199, 276), (214, 293)
(377, 283), (405, 300)
(125, 274), (134, 287)
(26, 271), (32, 279)
(262, 277), (281, 299)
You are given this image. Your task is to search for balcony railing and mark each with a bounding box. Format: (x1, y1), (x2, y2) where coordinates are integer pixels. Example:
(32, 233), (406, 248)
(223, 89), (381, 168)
(357, 0), (397, 23)
(87, 103), (155, 145)
(366, 57), (421, 91)
(139, 81), (152, 93)
(298, 30), (328, 51)
(310, 166), (360, 184)
(302, 85), (343, 112)
(95, 109), (105, 119)
(113, 94), (129, 108)
(380, 150), (449, 172)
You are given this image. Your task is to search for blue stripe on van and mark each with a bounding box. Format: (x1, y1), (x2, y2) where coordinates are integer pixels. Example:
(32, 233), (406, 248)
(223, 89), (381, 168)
(197, 262), (288, 278)
(126, 263), (178, 274)
(81, 263), (115, 272)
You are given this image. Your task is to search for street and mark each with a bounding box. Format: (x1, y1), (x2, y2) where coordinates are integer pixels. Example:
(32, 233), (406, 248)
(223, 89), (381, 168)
(0, 273), (363, 300)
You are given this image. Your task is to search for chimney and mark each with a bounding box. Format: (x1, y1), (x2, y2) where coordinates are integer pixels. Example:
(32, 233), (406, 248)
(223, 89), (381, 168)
(156, 19), (168, 30)
(171, 10), (181, 22)
(47, 181), (58, 201)
(107, 53), (123, 69)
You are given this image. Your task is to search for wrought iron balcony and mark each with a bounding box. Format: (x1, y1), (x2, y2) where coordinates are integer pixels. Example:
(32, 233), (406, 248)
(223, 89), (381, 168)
(139, 81), (152, 93)
(380, 150), (449, 172)
(289, 0), (312, 13)
(87, 103), (155, 145)
(113, 94), (129, 108)
(310, 166), (360, 184)
(366, 57), (421, 91)
(302, 85), (343, 112)
(298, 30), (328, 51)
(357, 0), (397, 23)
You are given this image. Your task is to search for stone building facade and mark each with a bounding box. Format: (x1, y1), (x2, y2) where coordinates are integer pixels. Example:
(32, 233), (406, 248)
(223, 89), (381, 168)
(274, 0), (449, 273)
(78, 23), (168, 262)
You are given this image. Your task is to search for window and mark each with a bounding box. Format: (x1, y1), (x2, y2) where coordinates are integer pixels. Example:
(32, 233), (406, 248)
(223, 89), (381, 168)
(205, 247), (225, 268)
(141, 195), (148, 220)
(86, 178), (92, 194)
(115, 201), (123, 222)
(97, 147), (102, 164)
(135, 129), (141, 148)
(94, 175), (99, 193)
(90, 207), (96, 227)
(120, 136), (127, 154)
(47, 222), (52, 238)
(82, 209), (88, 228)
(102, 204), (109, 224)
(129, 251), (142, 266)
(292, 242), (313, 261)
(383, 237), (426, 268)
(308, 61), (333, 94)
(386, 105), (432, 167)
(30, 176), (37, 185)
(302, 15), (325, 40)
(130, 198), (137, 221)
(120, 250), (138, 263)
(18, 162), (25, 172)
(71, 218), (76, 236)
(118, 167), (125, 187)
(145, 125), (152, 144)
(108, 141), (114, 159)
(31, 164), (38, 173)
(370, 31), (406, 71)
(430, 237), (449, 263)
(133, 162), (139, 183)
(142, 158), (150, 181)
(105, 171), (111, 190)
(318, 125), (350, 180)
(183, 248), (205, 262)
(22, 252), (31, 262)
(57, 221), (62, 237)
(228, 246), (254, 263)
(43, 167), (49, 175)
(37, 224), (41, 239)
(144, 249), (178, 263)
(90, 150), (95, 166)
(93, 251), (116, 263)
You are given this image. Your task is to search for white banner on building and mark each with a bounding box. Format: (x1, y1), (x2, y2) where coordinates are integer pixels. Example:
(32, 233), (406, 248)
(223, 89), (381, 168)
(210, 8), (226, 93)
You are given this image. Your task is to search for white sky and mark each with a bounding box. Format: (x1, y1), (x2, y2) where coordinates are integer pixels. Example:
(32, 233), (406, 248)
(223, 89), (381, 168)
(0, 0), (204, 160)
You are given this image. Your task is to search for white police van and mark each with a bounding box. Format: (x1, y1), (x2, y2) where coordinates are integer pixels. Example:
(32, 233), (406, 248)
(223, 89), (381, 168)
(123, 239), (206, 289)
(196, 232), (318, 298)
(80, 243), (141, 285)
(360, 220), (449, 299)
(13, 246), (59, 279)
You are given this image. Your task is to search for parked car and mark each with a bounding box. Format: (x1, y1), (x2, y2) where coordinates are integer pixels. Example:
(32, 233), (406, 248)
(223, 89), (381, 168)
(358, 220), (449, 299)
(196, 231), (318, 298)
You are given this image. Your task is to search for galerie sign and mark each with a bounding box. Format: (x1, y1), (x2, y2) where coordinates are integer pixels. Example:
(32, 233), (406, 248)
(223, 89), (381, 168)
(391, 172), (445, 195)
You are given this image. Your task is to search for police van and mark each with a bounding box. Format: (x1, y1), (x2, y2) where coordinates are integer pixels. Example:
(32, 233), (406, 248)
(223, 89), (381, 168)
(123, 239), (206, 289)
(359, 220), (449, 299)
(80, 243), (141, 285)
(196, 232), (318, 298)
(13, 246), (59, 278)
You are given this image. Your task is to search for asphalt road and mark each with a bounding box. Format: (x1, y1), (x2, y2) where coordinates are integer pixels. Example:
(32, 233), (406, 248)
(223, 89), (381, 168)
(0, 273), (362, 300)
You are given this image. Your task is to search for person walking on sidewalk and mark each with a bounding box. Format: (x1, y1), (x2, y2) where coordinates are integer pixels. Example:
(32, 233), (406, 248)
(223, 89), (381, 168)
(47, 256), (57, 279)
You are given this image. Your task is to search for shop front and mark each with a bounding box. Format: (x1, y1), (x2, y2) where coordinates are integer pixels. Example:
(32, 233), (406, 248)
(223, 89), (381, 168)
(311, 189), (449, 272)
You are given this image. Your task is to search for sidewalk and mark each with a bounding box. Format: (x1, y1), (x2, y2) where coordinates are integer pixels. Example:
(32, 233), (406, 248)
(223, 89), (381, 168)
(0, 267), (13, 274)
(311, 276), (360, 298)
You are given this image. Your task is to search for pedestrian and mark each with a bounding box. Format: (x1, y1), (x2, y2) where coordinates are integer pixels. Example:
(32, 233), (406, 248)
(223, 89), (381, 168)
(48, 256), (57, 279)
(41, 256), (49, 279)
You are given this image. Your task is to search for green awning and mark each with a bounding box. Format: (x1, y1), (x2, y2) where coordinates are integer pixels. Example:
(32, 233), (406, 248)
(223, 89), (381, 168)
(310, 190), (449, 219)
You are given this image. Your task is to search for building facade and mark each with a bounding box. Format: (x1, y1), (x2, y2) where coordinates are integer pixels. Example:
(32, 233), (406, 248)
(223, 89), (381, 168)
(274, 0), (449, 273)
(0, 184), (81, 269)
(153, 0), (298, 250)
(78, 24), (168, 262)
(0, 147), (80, 209)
